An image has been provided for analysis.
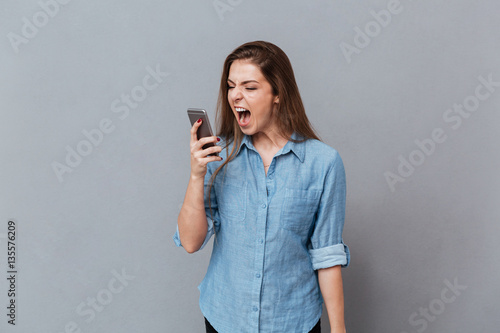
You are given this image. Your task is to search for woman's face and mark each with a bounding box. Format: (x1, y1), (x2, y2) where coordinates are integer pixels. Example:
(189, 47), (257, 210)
(227, 59), (279, 137)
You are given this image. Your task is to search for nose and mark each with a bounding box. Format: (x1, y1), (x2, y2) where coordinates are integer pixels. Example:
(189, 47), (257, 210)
(229, 86), (243, 103)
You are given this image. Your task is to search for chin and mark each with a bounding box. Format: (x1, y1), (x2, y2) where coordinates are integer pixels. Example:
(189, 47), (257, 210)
(240, 127), (254, 136)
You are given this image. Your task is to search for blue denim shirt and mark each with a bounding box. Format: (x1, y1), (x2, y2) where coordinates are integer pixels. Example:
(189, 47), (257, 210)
(174, 132), (350, 333)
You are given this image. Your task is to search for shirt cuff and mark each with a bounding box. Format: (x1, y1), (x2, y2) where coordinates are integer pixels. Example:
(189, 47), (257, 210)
(173, 224), (182, 247)
(309, 242), (350, 270)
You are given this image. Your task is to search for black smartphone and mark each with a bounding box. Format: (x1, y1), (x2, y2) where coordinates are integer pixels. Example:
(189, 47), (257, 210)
(187, 108), (218, 157)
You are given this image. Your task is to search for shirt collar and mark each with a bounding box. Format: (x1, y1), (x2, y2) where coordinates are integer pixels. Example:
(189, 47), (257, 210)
(238, 132), (305, 163)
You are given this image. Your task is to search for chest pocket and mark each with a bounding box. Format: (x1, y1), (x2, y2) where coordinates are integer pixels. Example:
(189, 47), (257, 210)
(280, 188), (321, 233)
(214, 179), (247, 222)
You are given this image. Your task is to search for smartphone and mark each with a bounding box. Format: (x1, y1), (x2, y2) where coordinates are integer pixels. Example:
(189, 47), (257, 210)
(187, 108), (219, 157)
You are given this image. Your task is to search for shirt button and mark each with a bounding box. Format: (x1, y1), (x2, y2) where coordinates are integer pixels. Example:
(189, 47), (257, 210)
(259, 239), (264, 244)
(268, 175), (273, 180)
(253, 306), (258, 312)
(261, 203), (266, 209)
(255, 273), (261, 278)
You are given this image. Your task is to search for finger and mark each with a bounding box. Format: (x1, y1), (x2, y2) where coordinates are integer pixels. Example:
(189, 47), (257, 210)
(192, 143), (222, 160)
(190, 118), (203, 143)
(205, 154), (224, 164)
(197, 135), (220, 147)
(200, 145), (222, 157)
(192, 136), (220, 153)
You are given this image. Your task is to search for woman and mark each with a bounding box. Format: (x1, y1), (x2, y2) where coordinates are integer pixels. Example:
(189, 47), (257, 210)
(174, 41), (350, 333)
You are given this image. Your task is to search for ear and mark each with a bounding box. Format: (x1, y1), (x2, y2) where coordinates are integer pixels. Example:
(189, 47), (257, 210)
(274, 95), (279, 104)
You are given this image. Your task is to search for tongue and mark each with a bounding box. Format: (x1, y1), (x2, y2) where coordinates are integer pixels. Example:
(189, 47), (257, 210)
(239, 111), (251, 127)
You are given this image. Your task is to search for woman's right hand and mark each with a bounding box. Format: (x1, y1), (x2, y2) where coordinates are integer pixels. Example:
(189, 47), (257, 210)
(190, 118), (223, 179)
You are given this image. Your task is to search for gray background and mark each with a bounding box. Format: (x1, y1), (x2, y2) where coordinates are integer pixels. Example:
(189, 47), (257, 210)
(1, 0), (499, 332)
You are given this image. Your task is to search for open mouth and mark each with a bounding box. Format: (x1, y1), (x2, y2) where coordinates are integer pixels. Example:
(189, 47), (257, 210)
(235, 107), (251, 127)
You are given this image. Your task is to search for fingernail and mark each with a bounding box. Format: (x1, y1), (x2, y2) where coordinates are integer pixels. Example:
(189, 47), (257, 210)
(220, 157), (223, 160)
(197, 118), (202, 123)
(217, 137), (221, 142)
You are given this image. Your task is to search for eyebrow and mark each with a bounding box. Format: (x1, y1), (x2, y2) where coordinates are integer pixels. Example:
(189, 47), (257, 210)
(227, 79), (259, 84)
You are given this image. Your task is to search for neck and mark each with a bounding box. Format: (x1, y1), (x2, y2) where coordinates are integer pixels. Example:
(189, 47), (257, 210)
(251, 130), (290, 152)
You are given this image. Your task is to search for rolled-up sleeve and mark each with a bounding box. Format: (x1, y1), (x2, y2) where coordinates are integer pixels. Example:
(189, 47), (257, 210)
(172, 164), (220, 251)
(308, 152), (350, 269)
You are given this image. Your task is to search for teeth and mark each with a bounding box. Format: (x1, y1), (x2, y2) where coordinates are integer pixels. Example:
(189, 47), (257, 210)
(235, 107), (248, 112)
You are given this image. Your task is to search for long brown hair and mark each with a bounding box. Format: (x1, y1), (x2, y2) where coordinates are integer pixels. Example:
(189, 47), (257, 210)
(208, 41), (320, 227)
(213, 40), (319, 173)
